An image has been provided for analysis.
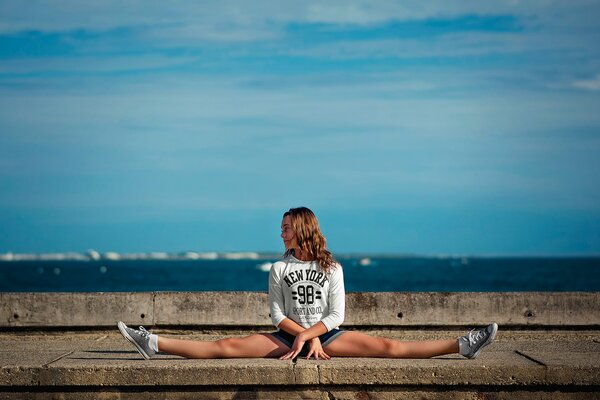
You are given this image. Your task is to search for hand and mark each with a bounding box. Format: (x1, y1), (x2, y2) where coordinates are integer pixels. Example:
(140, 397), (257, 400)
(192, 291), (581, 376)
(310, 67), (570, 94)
(279, 334), (306, 360)
(306, 337), (330, 360)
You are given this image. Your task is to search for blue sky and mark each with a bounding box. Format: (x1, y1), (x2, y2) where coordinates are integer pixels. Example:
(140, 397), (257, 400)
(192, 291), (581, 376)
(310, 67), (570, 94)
(1, 1), (599, 255)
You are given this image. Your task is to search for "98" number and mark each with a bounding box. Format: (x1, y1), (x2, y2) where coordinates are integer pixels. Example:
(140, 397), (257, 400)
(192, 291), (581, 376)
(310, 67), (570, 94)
(297, 285), (315, 304)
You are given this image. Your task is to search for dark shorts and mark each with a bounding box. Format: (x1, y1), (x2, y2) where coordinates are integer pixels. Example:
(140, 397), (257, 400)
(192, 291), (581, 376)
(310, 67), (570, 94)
(269, 328), (345, 357)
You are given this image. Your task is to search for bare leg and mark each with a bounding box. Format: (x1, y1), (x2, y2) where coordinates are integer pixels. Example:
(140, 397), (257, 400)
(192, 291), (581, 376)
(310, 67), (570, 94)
(157, 333), (290, 359)
(325, 331), (459, 358)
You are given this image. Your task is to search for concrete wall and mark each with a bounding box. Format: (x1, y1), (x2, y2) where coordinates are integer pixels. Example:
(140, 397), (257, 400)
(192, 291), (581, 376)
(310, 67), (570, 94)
(1, 292), (598, 328)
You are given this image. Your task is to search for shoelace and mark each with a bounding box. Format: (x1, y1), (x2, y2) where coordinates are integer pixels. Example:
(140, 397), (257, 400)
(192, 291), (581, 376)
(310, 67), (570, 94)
(138, 326), (151, 339)
(467, 328), (486, 347)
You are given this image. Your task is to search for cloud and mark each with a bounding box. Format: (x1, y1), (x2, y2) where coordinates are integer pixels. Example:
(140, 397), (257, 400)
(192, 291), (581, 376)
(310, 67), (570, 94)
(1, 0), (599, 217)
(1, 1), (597, 98)
(572, 74), (600, 91)
(0, 54), (198, 74)
(0, 1), (598, 38)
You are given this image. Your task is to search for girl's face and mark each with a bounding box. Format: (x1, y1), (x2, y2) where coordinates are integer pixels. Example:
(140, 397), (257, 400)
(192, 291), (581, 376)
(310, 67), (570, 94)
(281, 215), (298, 250)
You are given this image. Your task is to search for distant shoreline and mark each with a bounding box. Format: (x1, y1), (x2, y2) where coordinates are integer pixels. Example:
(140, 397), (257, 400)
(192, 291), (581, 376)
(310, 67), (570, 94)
(1, 251), (599, 262)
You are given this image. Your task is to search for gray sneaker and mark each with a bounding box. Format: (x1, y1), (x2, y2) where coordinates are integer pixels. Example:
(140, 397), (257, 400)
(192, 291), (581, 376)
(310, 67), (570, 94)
(458, 322), (498, 359)
(118, 321), (156, 360)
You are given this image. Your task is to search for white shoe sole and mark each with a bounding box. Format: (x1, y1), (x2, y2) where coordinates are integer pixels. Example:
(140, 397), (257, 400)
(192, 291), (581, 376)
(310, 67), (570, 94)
(470, 322), (498, 359)
(118, 321), (151, 360)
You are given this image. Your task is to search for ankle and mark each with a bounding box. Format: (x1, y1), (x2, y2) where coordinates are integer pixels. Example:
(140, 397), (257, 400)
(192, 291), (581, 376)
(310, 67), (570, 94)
(149, 334), (159, 352)
(457, 336), (468, 356)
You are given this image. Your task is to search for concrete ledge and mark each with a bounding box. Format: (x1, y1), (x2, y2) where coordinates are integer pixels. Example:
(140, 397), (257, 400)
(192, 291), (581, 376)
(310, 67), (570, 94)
(1, 292), (599, 328)
(0, 330), (599, 399)
(1, 292), (154, 328)
(2, 355), (598, 387)
(1, 292), (599, 398)
(2, 388), (599, 400)
(154, 291), (269, 326)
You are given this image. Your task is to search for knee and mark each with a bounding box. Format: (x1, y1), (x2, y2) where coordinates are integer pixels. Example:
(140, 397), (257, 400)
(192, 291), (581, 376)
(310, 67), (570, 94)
(381, 338), (400, 357)
(215, 338), (240, 358)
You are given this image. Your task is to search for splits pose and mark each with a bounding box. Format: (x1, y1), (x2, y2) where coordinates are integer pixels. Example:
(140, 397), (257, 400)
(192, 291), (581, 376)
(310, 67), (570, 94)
(118, 207), (497, 360)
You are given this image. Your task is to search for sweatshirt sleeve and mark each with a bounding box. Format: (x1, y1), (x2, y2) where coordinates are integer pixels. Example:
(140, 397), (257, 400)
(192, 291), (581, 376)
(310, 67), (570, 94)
(268, 262), (287, 328)
(320, 264), (345, 332)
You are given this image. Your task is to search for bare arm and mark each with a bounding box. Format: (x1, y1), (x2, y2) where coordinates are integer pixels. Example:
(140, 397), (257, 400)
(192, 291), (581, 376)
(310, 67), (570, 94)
(319, 265), (345, 332)
(278, 318), (328, 341)
(277, 317), (306, 336)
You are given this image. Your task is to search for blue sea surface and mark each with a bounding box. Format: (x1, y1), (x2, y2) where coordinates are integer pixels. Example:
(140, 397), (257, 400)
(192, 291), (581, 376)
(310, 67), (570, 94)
(1, 256), (599, 292)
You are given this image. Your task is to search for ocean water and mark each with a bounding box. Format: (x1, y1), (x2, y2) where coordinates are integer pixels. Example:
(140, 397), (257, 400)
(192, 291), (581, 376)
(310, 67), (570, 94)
(1, 256), (599, 292)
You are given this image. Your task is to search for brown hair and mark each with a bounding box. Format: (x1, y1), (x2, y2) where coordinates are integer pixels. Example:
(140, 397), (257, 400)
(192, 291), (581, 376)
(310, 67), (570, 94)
(283, 207), (337, 273)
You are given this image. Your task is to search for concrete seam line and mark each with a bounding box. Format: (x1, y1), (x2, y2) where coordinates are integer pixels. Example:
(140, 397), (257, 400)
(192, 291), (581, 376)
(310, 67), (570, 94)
(152, 292), (156, 327)
(317, 363), (322, 385)
(292, 362), (296, 385)
(514, 350), (546, 366)
(42, 350), (74, 367)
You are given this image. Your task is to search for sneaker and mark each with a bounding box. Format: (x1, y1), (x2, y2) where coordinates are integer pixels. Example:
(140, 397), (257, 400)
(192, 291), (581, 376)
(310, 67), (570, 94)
(458, 322), (498, 359)
(118, 321), (156, 360)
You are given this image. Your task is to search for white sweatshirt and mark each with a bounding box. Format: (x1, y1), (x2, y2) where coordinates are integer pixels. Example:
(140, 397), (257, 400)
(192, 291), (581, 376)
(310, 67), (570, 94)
(269, 254), (345, 332)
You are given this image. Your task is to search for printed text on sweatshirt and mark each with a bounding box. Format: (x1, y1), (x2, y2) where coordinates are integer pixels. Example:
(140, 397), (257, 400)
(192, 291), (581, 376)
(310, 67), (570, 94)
(269, 255), (345, 331)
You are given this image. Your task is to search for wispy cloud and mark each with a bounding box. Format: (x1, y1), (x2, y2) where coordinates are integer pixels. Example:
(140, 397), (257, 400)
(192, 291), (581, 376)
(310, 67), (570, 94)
(573, 74), (600, 91)
(1, 1), (599, 253)
(0, 54), (199, 74)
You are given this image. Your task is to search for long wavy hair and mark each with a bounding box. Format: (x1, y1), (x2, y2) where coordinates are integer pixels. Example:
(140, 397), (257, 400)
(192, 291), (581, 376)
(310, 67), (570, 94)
(283, 207), (337, 273)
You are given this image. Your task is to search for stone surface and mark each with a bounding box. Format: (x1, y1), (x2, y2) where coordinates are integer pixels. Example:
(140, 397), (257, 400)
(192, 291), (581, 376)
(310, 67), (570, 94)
(2, 292), (599, 328)
(154, 291), (271, 326)
(1, 390), (599, 400)
(0, 292), (153, 328)
(1, 291), (599, 398)
(343, 292), (600, 327)
(0, 330), (598, 387)
(325, 389), (600, 400)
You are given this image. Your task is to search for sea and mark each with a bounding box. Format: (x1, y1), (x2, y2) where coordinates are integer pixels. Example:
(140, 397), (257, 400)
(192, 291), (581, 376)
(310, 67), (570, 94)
(1, 252), (599, 292)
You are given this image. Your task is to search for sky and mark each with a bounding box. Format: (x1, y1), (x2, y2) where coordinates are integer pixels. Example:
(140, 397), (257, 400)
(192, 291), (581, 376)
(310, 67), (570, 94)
(1, 1), (599, 255)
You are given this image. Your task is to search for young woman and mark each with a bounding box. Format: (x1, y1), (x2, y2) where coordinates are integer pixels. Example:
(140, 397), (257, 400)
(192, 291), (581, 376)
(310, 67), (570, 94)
(118, 206), (497, 360)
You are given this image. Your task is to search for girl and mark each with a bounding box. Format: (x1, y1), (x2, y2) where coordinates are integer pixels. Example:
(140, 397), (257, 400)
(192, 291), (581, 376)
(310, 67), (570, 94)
(118, 206), (497, 360)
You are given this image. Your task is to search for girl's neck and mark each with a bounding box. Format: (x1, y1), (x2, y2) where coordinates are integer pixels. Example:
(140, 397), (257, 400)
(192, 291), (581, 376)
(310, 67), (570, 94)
(292, 248), (313, 262)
